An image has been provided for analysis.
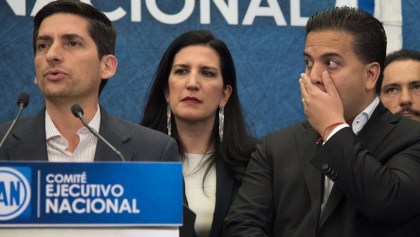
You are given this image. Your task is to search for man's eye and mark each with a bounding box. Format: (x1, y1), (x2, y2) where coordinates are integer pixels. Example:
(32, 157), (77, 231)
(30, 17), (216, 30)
(68, 41), (80, 47)
(37, 43), (48, 50)
(411, 84), (420, 90)
(326, 60), (338, 69)
(305, 60), (313, 69)
(385, 87), (398, 94)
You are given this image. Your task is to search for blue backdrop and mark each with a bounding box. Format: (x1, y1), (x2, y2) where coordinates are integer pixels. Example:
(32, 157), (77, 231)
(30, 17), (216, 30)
(1, 0), (419, 138)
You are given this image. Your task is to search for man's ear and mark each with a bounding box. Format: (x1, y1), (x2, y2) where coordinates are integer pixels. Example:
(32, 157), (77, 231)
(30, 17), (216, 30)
(101, 54), (118, 80)
(365, 62), (380, 91)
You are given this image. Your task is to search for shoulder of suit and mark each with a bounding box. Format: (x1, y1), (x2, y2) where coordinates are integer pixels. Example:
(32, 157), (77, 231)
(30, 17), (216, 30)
(263, 120), (308, 139)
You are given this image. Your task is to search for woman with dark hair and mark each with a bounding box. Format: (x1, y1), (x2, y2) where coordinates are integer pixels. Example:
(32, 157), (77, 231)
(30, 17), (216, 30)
(141, 30), (255, 237)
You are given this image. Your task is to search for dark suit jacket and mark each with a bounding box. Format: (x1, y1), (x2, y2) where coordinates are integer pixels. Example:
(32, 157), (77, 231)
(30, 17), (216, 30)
(0, 107), (179, 162)
(223, 103), (420, 237)
(180, 157), (240, 237)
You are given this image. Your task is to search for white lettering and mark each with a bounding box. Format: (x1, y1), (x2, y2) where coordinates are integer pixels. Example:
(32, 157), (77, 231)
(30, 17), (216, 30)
(290, 0), (308, 26)
(46, 184), (54, 197)
(72, 198), (85, 214)
(335, 0), (357, 8)
(91, 198), (106, 213)
(201, 0), (238, 25)
(46, 198), (140, 214)
(31, 0), (54, 16)
(45, 183), (124, 197)
(146, 0), (194, 24)
(100, 185), (111, 197)
(45, 198), (57, 213)
(131, 0), (142, 22)
(80, 172), (87, 183)
(69, 184), (80, 196)
(132, 199), (140, 213)
(58, 199), (72, 213)
(119, 199), (132, 213)
(5, 0), (26, 16)
(15, 1), (309, 26)
(243, 0), (287, 26)
(60, 184), (69, 197)
(82, 0), (127, 21)
(106, 199), (119, 213)
(45, 173), (87, 184)
(111, 185), (124, 197)
(46, 174), (54, 184)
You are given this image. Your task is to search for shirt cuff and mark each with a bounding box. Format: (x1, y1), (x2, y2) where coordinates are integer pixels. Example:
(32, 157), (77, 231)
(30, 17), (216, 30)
(324, 123), (350, 142)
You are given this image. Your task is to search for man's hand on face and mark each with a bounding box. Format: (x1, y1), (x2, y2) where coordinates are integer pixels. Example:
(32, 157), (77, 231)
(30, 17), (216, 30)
(300, 71), (346, 139)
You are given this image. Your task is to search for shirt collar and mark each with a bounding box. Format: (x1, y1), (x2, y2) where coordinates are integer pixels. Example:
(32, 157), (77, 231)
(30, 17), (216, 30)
(45, 105), (101, 140)
(352, 97), (379, 134)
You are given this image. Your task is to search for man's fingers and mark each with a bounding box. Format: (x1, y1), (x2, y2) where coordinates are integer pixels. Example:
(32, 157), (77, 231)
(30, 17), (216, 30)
(299, 73), (310, 101)
(321, 71), (338, 96)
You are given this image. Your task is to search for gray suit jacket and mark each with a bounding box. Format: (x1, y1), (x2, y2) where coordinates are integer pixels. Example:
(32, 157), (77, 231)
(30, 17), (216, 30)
(0, 107), (179, 162)
(223, 103), (420, 237)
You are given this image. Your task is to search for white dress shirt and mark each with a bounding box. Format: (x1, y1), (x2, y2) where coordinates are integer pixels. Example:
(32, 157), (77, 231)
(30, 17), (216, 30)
(45, 106), (100, 162)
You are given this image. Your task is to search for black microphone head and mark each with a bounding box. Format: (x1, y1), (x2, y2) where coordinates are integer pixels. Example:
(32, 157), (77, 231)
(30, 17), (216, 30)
(71, 104), (84, 118)
(17, 92), (30, 108)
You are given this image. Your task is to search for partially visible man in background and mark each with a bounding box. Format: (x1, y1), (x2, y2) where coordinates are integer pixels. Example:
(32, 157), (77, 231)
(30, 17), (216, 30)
(380, 49), (420, 121)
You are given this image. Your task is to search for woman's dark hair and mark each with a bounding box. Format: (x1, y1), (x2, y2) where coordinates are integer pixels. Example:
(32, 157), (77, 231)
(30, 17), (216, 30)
(33, 0), (116, 95)
(306, 6), (387, 94)
(141, 30), (255, 182)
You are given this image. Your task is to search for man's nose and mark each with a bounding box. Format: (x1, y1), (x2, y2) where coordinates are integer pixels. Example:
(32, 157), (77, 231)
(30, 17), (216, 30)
(399, 88), (412, 106)
(307, 63), (324, 86)
(45, 42), (63, 63)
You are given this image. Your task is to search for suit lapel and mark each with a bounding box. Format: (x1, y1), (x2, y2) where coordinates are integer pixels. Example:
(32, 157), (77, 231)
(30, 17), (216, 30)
(94, 107), (134, 162)
(319, 103), (398, 227)
(9, 111), (48, 161)
(319, 181), (344, 226)
(357, 103), (398, 157)
(297, 122), (323, 226)
(181, 178), (198, 237)
(209, 158), (236, 237)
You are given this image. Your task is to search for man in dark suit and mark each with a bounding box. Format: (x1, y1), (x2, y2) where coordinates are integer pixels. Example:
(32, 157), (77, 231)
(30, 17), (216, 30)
(223, 6), (420, 237)
(0, 0), (178, 162)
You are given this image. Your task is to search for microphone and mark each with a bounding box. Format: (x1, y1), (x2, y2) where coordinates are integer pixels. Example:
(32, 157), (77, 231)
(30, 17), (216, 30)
(0, 92), (30, 150)
(71, 104), (126, 162)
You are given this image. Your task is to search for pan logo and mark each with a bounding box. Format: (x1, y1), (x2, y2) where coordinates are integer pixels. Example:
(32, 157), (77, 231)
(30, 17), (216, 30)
(0, 167), (31, 221)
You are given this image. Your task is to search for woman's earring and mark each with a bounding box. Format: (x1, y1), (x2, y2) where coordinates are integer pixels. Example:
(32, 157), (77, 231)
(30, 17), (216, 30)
(218, 107), (224, 142)
(167, 104), (172, 136)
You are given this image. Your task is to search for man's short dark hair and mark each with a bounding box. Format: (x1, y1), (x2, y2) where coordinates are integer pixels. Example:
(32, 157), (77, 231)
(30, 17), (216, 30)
(33, 0), (116, 95)
(385, 49), (420, 67)
(306, 6), (387, 94)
